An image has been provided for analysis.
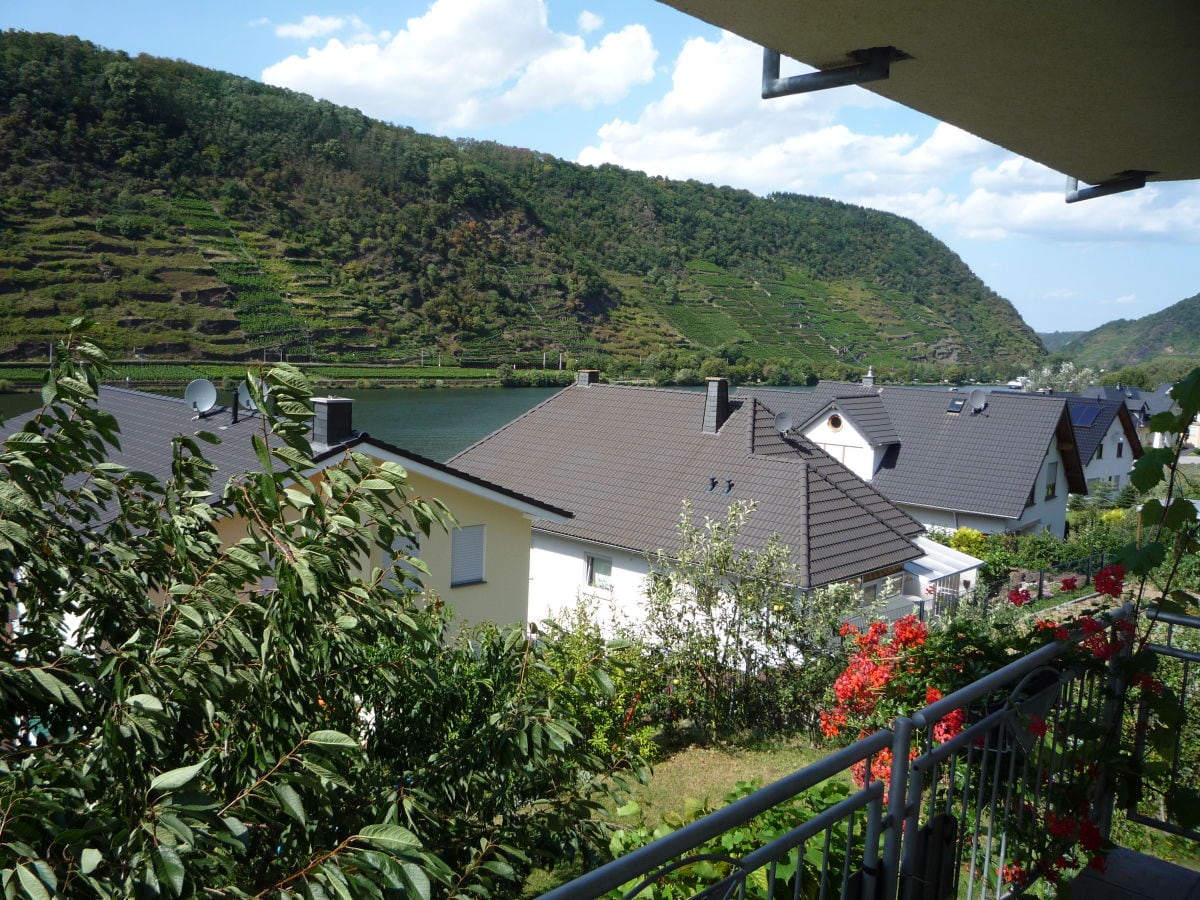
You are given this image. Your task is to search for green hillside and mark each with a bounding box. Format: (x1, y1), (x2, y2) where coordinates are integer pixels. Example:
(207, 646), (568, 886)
(1061, 292), (1200, 369)
(0, 31), (1044, 381)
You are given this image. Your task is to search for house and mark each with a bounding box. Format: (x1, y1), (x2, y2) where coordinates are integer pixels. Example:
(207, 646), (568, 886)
(744, 381), (1086, 538)
(450, 372), (980, 626)
(0, 385), (570, 629)
(1062, 396), (1144, 491)
(1079, 383), (1179, 449)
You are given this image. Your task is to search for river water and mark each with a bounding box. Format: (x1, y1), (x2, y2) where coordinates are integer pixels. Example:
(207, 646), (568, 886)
(0, 386), (560, 461)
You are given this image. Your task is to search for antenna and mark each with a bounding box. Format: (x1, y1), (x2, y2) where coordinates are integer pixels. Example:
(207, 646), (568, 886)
(184, 378), (218, 416)
(968, 388), (988, 414)
(773, 411), (794, 434)
(236, 380), (259, 413)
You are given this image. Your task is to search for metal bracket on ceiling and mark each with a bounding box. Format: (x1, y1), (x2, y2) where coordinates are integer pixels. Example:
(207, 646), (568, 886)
(1065, 171), (1150, 203)
(762, 46), (903, 99)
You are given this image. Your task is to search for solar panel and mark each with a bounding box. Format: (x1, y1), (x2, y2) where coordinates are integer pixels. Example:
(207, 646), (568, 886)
(1069, 405), (1101, 427)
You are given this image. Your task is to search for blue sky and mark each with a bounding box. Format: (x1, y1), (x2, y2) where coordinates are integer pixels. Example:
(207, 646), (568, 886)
(6, 0), (1199, 334)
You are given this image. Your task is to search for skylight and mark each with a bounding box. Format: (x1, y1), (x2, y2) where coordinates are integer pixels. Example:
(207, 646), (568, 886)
(947, 398), (966, 414)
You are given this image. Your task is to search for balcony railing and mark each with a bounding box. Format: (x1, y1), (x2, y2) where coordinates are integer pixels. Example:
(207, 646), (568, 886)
(544, 604), (1199, 900)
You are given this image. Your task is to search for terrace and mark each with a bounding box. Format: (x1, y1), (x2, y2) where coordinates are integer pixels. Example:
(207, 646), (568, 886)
(543, 604), (1200, 899)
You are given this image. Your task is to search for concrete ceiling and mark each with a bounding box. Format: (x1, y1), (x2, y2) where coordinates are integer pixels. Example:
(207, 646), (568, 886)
(661, 1), (1200, 189)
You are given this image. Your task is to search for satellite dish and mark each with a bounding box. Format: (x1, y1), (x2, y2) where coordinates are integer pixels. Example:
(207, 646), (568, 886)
(236, 380), (259, 412)
(774, 411), (794, 434)
(184, 378), (218, 415)
(968, 388), (988, 414)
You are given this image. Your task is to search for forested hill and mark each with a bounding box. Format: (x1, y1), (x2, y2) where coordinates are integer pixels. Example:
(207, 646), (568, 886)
(1060, 292), (1200, 369)
(0, 31), (1043, 381)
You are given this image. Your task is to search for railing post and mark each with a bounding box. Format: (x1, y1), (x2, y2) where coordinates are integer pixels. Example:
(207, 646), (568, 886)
(882, 718), (913, 900)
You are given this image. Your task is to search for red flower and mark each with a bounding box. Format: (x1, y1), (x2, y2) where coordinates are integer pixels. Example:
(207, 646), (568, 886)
(1001, 862), (1026, 885)
(1027, 715), (1049, 739)
(1132, 672), (1165, 696)
(1008, 587), (1031, 606)
(1061, 576), (1078, 591)
(1088, 853), (1108, 873)
(1079, 819), (1104, 853)
(1094, 564), (1125, 599)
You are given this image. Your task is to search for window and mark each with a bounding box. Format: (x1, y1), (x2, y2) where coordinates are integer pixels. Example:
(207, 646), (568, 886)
(1117, 440), (1124, 459)
(450, 525), (485, 586)
(828, 413), (843, 430)
(586, 554), (613, 590)
(1095, 443), (1103, 460)
(1044, 461), (1058, 500)
(861, 581), (878, 604)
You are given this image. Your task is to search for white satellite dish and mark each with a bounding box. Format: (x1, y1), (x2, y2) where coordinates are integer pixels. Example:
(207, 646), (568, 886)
(184, 378), (218, 415)
(236, 380), (259, 412)
(774, 411), (794, 434)
(968, 388), (988, 414)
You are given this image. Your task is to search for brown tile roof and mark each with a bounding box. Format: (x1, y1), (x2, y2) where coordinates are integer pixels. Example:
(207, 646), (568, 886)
(450, 383), (923, 589)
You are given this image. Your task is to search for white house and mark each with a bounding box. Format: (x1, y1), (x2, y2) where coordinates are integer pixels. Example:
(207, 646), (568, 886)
(747, 381), (1088, 539)
(451, 373), (980, 626)
(1063, 396), (1143, 491)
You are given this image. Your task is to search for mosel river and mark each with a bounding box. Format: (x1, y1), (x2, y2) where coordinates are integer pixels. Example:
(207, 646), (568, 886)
(0, 386), (559, 461)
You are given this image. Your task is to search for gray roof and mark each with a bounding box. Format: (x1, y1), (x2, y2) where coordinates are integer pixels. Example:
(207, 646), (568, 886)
(1063, 396), (1144, 466)
(1080, 384), (1177, 422)
(745, 383), (1086, 520)
(449, 383), (923, 590)
(807, 394), (900, 447)
(1, 385), (569, 522)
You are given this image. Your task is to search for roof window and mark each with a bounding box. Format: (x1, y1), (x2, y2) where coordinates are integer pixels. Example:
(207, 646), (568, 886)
(947, 398), (966, 414)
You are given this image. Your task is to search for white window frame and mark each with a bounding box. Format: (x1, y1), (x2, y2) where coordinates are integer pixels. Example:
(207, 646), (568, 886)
(586, 554), (613, 591)
(451, 524), (486, 587)
(1045, 460), (1059, 500)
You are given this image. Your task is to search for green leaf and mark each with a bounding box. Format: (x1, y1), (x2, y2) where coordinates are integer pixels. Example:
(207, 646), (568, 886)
(335, 615), (358, 630)
(1130, 448), (1175, 492)
(356, 824), (422, 854)
(127, 693), (164, 712)
(1168, 786), (1200, 831)
(80, 848), (102, 875)
(272, 783), (307, 825)
(306, 730), (359, 748)
(150, 762), (205, 793)
(154, 845), (185, 897)
(616, 801), (640, 817)
(15, 864), (51, 900)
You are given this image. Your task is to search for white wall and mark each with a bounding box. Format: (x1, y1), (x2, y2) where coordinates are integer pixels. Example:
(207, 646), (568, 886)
(1082, 419), (1134, 489)
(528, 531), (650, 627)
(803, 415), (877, 481)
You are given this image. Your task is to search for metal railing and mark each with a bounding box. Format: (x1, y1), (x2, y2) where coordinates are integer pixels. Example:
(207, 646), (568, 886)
(545, 606), (1152, 900)
(1128, 608), (1200, 841)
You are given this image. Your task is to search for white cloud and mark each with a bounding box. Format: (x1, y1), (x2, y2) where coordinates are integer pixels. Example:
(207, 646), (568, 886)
(578, 10), (602, 34)
(579, 29), (1200, 248)
(262, 0), (654, 129)
(1107, 294), (1139, 306)
(275, 15), (349, 40)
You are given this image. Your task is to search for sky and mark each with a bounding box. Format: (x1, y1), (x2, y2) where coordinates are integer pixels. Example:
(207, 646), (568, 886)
(5, 0), (1199, 334)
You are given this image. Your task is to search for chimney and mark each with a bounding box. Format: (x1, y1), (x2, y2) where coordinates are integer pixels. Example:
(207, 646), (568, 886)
(703, 377), (729, 434)
(577, 369), (599, 386)
(312, 396), (355, 447)
(863, 366), (875, 387)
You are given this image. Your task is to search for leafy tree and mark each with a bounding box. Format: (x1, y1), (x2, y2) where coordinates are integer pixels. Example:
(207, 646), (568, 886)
(0, 328), (637, 897)
(641, 501), (868, 737)
(1021, 361), (1098, 393)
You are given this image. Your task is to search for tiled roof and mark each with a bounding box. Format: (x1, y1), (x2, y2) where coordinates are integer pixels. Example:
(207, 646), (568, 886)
(1, 386), (569, 522)
(745, 383), (1085, 519)
(815, 394), (900, 446)
(1063, 397), (1143, 465)
(449, 384), (923, 589)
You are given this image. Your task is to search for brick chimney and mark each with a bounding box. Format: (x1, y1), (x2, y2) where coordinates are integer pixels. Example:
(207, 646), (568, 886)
(576, 369), (599, 386)
(312, 397), (355, 446)
(703, 377), (729, 434)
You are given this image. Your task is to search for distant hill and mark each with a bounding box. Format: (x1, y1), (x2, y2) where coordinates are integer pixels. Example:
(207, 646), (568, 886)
(1061, 292), (1200, 368)
(1038, 331), (1086, 352)
(0, 31), (1044, 381)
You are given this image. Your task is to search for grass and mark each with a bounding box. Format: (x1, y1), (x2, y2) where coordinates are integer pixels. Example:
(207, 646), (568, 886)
(523, 737), (833, 895)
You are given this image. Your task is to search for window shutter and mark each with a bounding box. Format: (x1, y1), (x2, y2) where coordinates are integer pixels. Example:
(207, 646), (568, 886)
(451, 525), (485, 586)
